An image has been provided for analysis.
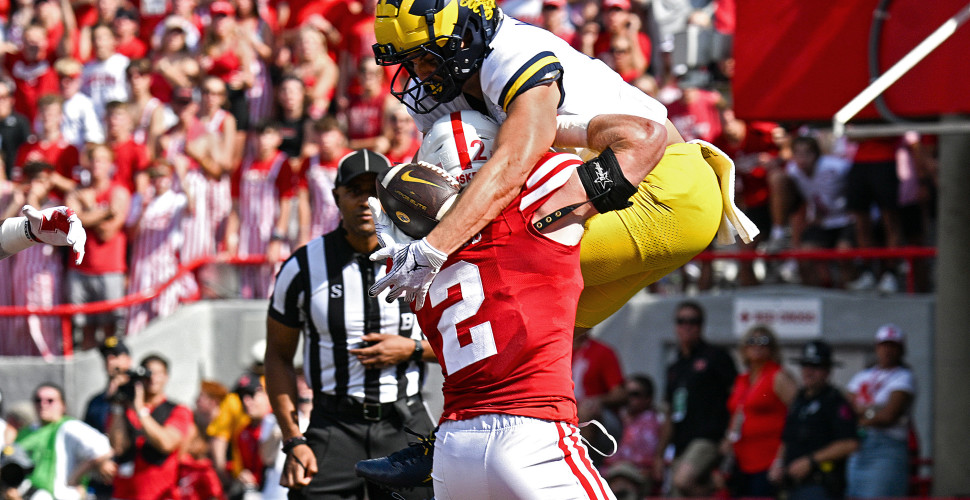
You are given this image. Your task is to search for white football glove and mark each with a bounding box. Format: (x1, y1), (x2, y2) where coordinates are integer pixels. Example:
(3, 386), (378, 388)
(368, 238), (447, 310)
(367, 196), (413, 249)
(23, 205), (87, 264)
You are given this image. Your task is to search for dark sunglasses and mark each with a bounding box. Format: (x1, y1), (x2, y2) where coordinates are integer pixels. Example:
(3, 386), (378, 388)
(746, 336), (772, 346)
(676, 317), (702, 326)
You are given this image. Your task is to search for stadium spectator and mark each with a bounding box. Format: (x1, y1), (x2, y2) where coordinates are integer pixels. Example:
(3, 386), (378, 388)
(197, 75), (237, 242)
(112, 8), (149, 60)
(16, 382), (115, 499)
(104, 101), (151, 195)
(602, 31), (648, 84)
(295, 116), (347, 245)
(83, 336), (134, 433)
(235, 0), (276, 128)
(125, 58), (169, 150)
(13, 94), (79, 197)
(538, 0), (577, 45)
(149, 0), (202, 53)
(341, 57), (394, 151)
(157, 86), (219, 289)
(773, 135), (855, 288)
(206, 341), (265, 487)
(284, 25), (338, 119)
(770, 341), (859, 500)
(0, 78), (32, 181)
(378, 101), (420, 165)
(591, 0), (650, 75)
(845, 136), (905, 294)
(273, 74), (312, 161)
(65, 143), (131, 349)
(5, 24), (59, 122)
(193, 380), (228, 433)
(846, 323), (916, 498)
(150, 21), (201, 105)
(5, 162), (67, 356)
(603, 374), (664, 494)
(658, 300), (738, 497)
(228, 374), (280, 497)
(199, 0), (253, 133)
(226, 121), (295, 299)
(572, 330), (626, 464)
(80, 23), (130, 120)
(83, 336), (134, 500)
(32, 0), (75, 63)
(55, 57), (105, 149)
(4, 0), (36, 49)
(124, 159), (190, 335)
(725, 325), (798, 497)
(176, 424), (225, 500)
(108, 353), (194, 500)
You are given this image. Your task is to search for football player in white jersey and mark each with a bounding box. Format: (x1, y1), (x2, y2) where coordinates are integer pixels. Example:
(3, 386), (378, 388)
(368, 0), (757, 330)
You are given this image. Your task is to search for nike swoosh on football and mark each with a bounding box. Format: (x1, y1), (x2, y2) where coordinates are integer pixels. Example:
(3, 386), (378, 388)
(401, 170), (441, 187)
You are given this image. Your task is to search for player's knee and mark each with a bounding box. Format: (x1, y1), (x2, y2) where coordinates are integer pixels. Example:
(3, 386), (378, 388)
(577, 147), (637, 214)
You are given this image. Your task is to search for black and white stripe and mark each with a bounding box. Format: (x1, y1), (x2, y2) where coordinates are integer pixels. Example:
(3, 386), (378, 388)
(269, 227), (424, 404)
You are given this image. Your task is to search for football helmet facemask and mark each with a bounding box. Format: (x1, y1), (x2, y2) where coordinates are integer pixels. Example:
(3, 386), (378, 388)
(373, 0), (499, 114)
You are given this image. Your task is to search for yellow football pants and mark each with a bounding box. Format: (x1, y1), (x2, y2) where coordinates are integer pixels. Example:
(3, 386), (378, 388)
(576, 142), (722, 328)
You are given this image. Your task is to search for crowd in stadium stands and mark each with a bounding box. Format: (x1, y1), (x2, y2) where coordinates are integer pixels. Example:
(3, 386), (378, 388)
(0, 0), (938, 358)
(0, 318), (922, 499)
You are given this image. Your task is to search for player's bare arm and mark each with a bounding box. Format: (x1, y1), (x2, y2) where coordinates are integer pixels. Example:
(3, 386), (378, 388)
(586, 113), (667, 187)
(424, 82), (560, 254)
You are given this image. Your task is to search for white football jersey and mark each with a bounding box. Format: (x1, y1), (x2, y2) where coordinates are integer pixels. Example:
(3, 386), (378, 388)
(407, 12), (667, 133)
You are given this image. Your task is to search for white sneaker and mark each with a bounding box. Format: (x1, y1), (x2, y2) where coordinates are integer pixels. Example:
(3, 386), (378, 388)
(847, 271), (876, 291)
(878, 273), (900, 294)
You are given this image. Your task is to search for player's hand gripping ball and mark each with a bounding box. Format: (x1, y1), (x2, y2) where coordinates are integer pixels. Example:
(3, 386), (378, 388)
(376, 161), (460, 239)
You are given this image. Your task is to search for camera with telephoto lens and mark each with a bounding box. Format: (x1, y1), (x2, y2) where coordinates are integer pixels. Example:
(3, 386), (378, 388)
(111, 366), (153, 405)
(0, 444), (34, 489)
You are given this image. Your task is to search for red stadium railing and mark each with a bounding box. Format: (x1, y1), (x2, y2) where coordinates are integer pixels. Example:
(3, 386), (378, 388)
(0, 255), (267, 358)
(0, 247), (936, 358)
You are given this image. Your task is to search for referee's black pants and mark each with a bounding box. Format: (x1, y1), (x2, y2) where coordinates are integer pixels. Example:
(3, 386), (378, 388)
(287, 395), (435, 500)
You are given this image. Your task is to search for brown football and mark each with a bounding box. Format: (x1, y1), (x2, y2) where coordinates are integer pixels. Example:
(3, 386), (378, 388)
(376, 162), (460, 239)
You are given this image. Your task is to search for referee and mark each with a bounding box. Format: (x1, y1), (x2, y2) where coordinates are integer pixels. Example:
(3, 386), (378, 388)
(265, 149), (435, 500)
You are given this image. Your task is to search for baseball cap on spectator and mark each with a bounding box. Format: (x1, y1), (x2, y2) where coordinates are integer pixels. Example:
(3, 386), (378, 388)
(54, 58), (82, 78)
(875, 323), (905, 345)
(115, 7), (138, 21)
(542, 0), (566, 8)
(171, 86), (196, 104)
(210, 0), (235, 16)
(334, 149), (391, 188)
(793, 340), (839, 367)
(233, 373), (264, 398)
(602, 0), (631, 10)
(164, 17), (187, 33)
(99, 336), (130, 357)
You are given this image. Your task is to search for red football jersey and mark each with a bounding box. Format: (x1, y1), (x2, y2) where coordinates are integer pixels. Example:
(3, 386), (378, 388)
(416, 152), (585, 424)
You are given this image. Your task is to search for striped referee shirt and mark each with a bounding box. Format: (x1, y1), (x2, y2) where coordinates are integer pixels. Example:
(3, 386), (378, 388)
(268, 227), (425, 404)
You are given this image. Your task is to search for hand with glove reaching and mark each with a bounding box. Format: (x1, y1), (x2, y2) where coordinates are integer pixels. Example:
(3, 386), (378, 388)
(368, 238), (447, 310)
(367, 196), (413, 250)
(0, 205), (87, 263)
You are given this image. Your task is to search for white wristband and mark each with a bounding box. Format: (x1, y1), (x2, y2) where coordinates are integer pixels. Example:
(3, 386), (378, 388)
(553, 114), (595, 149)
(0, 216), (38, 256)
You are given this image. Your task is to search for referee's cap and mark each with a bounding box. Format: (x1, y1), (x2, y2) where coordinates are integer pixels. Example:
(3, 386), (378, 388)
(335, 149), (391, 188)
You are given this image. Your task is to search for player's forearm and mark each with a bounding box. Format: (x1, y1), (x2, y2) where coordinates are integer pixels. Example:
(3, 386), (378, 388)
(587, 114), (666, 187)
(426, 88), (558, 253)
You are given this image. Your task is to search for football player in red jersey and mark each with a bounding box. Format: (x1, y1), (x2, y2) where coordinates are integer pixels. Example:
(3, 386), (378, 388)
(363, 111), (622, 499)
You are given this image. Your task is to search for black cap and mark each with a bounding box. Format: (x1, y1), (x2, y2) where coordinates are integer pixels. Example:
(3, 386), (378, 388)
(1, 443), (35, 485)
(334, 149), (391, 188)
(793, 340), (839, 367)
(233, 373), (263, 397)
(99, 336), (130, 357)
(115, 7), (139, 21)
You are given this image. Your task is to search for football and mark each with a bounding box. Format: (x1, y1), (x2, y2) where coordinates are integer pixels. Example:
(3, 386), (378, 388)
(376, 162), (460, 239)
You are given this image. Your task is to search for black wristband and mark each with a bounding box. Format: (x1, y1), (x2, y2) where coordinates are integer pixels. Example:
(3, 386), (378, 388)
(410, 339), (424, 362)
(282, 436), (308, 455)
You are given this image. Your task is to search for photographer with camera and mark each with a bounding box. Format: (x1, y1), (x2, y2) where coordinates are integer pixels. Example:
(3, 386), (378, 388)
(82, 337), (133, 499)
(1, 443), (53, 500)
(15, 383), (113, 500)
(107, 354), (193, 500)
